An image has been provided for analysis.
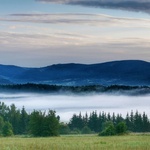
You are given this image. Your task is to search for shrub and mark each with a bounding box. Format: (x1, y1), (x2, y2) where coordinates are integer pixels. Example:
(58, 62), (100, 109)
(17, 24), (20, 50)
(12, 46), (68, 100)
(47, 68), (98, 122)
(81, 126), (92, 134)
(116, 122), (127, 135)
(59, 123), (70, 135)
(99, 122), (115, 136)
(2, 122), (13, 137)
(70, 128), (81, 134)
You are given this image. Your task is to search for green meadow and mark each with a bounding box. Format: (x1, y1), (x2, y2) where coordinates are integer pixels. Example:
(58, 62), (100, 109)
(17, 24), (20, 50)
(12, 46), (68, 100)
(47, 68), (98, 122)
(0, 134), (149, 150)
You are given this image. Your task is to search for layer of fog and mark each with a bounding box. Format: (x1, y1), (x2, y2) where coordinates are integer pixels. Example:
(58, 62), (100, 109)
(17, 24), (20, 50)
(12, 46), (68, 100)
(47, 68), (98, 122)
(0, 93), (150, 122)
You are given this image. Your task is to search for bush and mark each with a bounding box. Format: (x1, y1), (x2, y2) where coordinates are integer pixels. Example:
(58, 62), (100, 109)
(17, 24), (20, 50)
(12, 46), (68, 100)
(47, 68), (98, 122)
(116, 122), (127, 135)
(99, 124), (116, 136)
(0, 116), (4, 135)
(81, 126), (92, 134)
(99, 121), (128, 136)
(59, 123), (70, 135)
(2, 122), (13, 137)
(70, 128), (81, 134)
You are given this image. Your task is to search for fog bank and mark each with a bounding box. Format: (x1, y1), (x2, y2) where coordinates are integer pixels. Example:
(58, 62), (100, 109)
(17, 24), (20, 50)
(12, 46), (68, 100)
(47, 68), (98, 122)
(0, 93), (149, 122)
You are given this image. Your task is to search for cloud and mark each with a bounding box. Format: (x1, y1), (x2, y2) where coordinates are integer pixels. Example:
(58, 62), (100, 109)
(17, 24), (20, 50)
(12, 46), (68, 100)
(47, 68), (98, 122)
(36, 0), (150, 14)
(1, 13), (150, 48)
(0, 31), (100, 48)
(1, 30), (150, 49)
(0, 12), (150, 66)
(1, 13), (150, 28)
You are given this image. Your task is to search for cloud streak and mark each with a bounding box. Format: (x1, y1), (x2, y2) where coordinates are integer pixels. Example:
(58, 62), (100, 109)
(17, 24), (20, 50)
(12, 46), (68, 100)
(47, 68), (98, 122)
(36, 0), (150, 14)
(0, 11), (150, 66)
(1, 30), (150, 49)
(1, 13), (150, 49)
(1, 13), (150, 28)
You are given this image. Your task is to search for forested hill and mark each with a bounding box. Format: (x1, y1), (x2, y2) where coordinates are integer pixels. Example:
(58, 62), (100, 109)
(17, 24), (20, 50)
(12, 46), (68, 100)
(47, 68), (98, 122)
(0, 84), (150, 96)
(0, 60), (150, 86)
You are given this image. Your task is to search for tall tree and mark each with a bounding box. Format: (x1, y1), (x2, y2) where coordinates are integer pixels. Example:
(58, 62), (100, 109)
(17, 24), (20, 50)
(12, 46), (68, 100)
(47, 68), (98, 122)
(142, 112), (150, 132)
(29, 110), (44, 136)
(20, 106), (29, 134)
(88, 111), (99, 132)
(134, 111), (142, 132)
(0, 102), (9, 121)
(8, 104), (21, 134)
(129, 111), (134, 131)
(42, 110), (59, 136)
(29, 110), (59, 137)
(69, 113), (84, 130)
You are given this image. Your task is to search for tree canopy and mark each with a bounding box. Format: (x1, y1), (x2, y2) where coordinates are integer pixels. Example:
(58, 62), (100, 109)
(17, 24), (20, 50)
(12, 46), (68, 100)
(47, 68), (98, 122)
(0, 102), (149, 137)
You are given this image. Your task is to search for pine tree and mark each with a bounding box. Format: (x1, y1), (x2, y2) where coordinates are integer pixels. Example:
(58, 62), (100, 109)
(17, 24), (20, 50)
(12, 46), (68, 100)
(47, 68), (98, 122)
(112, 112), (116, 125)
(107, 113), (111, 121)
(8, 104), (21, 134)
(134, 111), (142, 132)
(29, 110), (59, 137)
(129, 111), (134, 131)
(142, 112), (150, 132)
(83, 112), (88, 126)
(42, 110), (59, 136)
(116, 114), (124, 124)
(125, 113), (130, 131)
(69, 113), (84, 130)
(0, 102), (9, 121)
(98, 112), (103, 132)
(88, 111), (99, 132)
(29, 110), (44, 136)
(20, 106), (28, 134)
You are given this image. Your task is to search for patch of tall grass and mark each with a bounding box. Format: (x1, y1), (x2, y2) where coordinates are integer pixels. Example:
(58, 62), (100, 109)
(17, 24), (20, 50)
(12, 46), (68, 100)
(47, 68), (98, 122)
(0, 134), (149, 150)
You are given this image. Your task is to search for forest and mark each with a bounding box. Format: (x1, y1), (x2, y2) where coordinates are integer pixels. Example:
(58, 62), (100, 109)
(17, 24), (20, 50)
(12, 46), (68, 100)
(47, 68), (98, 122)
(0, 102), (149, 137)
(0, 83), (150, 95)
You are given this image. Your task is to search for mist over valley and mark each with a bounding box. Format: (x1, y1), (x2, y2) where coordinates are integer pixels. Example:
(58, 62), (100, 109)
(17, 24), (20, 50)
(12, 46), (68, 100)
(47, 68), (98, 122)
(0, 60), (149, 121)
(0, 92), (149, 122)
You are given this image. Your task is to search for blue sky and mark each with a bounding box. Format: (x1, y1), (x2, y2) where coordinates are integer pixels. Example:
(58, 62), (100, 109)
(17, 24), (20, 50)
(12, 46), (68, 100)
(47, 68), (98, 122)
(0, 0), (150, 67)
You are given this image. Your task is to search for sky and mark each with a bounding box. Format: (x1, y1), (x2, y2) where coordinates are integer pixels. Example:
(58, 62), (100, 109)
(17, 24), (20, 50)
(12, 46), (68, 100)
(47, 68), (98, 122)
(0, 0), (150, 67)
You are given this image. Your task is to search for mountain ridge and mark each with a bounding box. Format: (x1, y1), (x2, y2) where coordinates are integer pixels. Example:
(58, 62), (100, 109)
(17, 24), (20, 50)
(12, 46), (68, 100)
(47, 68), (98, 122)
(0, 60), (150, 86)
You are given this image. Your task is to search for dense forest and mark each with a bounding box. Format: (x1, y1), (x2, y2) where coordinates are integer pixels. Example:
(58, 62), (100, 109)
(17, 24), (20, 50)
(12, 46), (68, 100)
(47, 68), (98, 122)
(0, 102), (149, 137)
(0, 83), (150, 95)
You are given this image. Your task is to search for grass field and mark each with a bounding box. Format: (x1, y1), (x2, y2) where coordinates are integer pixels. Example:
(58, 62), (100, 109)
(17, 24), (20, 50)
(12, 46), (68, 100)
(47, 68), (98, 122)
(0, 134), (149, 150)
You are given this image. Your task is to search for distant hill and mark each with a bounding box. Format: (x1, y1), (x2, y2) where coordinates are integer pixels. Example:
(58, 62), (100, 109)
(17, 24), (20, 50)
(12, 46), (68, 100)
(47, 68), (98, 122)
(0, 76), (11, 84)
(0, 60), (150, 86)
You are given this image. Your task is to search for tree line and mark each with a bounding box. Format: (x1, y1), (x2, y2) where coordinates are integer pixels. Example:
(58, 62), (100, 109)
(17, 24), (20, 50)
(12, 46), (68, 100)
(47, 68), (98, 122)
(67, 111), (150, 135)
(0, 83), (149, 95)
(0, 102), (150, 137)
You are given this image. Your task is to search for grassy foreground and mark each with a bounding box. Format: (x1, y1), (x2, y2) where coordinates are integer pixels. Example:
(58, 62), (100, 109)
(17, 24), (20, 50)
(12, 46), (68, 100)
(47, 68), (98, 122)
(0, 134), (149, 150)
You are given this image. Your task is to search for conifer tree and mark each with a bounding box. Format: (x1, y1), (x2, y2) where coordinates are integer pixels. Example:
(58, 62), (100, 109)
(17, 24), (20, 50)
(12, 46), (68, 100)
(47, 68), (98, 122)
(129, 111), (134, 131)
(29, 110), (44, 136)
(134, 111), (142, 132)
(20, 106), (29, 134)
(8, 104), (21, 134)
(142, 112), (150, 132)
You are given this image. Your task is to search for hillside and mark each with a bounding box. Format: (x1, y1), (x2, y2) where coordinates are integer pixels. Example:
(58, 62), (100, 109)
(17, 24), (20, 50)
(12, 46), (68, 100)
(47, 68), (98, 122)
(0, 60), (149, 86)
